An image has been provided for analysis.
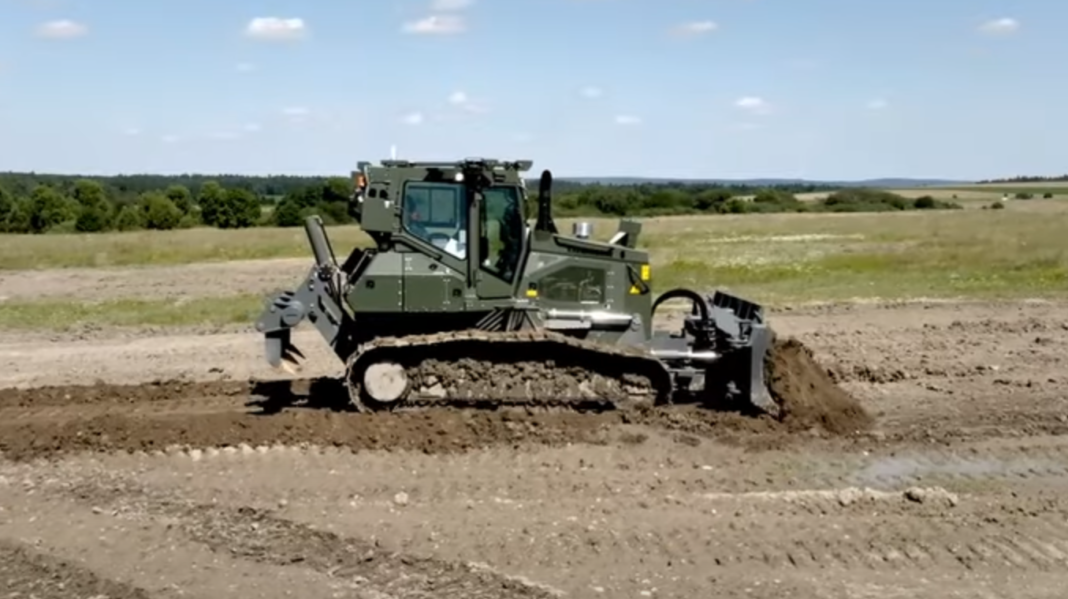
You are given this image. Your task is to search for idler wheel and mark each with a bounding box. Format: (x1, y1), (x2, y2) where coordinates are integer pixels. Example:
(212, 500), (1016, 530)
(361, 362), (410, 405)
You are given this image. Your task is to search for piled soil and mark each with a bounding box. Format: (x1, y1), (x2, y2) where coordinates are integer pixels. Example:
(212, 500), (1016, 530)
(0, 335), (873, 461)
(0, 379), (250, 408)
(765, 336), (873, 435)
(0, 408), (618, 461)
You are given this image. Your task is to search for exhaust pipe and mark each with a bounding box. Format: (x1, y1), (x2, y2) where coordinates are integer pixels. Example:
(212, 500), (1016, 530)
(534, 169), (557, 234)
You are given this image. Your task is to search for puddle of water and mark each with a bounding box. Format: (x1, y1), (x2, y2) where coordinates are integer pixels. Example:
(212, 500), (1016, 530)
(849, 453), (1066, 487)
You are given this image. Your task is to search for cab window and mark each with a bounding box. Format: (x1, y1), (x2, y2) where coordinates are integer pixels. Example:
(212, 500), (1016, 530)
(480, 186), (524, 282)
(401, 182), (467, 258)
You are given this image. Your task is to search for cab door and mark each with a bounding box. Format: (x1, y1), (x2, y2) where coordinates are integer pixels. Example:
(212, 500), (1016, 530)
(474, 185), (525, 300)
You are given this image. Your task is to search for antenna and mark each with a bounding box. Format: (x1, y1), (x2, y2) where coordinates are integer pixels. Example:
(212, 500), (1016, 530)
(390, 144), (397, 160)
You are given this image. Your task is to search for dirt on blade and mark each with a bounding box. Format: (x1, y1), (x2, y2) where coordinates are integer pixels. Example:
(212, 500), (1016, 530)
(767, 336), (873, 435)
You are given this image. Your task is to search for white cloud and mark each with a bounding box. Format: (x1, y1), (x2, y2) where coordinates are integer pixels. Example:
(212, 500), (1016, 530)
(674, 21), (717, 35)
(35, 19), (87, 39)
(245, 17), (306, 41)
(209, 132), (240, 140)
(447, 90), (488, 114)
(402, 15), (466, 34)
(978, 17), (1019, 35)
(123, 128), (140, 136)
(161, 135), (180, 143)
(866, 98), (888, 110)
(280, 107), (311, 125)
(579, 86), (603, 98)
(235, 62), (256, 72)
(243, 123), (261, 132)
(430, 0), (474, 10)
(735, 96), (772, 114)
(402, 112), (424, 125)
(615, 115), (641, 125)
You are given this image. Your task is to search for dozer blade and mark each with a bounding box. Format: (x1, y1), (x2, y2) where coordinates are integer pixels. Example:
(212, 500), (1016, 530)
(740, 324), (777, 417)
(702, 290), (779, 417)
(266, 329), (306, 374)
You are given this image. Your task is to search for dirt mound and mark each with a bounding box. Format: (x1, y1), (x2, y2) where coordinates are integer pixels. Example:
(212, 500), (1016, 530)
(0, 379), (250, 409)
(766, 336), (873, 435)
(0, 336), (872, 461)
(0, 408), (617, 461)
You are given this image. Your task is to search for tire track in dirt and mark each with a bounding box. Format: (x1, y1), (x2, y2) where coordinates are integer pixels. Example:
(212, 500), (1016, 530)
(0, 539), (160, 599)
(46, 450), (1068, 578)
(53, 476), (566, 599)
(678, 506), (1068, 574)
(844, 444), (1068, 489)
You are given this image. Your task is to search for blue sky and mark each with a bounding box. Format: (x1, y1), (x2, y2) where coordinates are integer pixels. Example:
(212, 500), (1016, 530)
(0, 0), (1062, 180)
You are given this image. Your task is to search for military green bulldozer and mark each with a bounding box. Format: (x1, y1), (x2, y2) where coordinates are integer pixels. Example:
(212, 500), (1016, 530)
(255, 158), (777, 415)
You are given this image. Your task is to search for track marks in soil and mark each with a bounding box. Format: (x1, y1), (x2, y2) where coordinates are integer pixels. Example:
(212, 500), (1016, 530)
(0, 539), (156, 599)
(56, 477), (566, 599)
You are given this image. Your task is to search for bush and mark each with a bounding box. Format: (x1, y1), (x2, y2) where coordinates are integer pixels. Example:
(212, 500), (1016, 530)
(113, 205), (143, 230)
(273, 198), (303, 227)
(141, 193), (183, 230)
(913, 196), (936, 209)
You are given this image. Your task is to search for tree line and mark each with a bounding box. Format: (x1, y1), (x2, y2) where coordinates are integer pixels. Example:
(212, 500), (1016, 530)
(977, 174), (1068, 183)
(0, 171), (961, 235)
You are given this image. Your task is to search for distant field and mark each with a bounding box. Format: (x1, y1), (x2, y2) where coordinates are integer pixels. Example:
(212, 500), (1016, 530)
(797, 182), (1068, 206)
(641, 202), (1068, 305)
(0, 197), (1066, 331)
(892, 182), (1068, 199)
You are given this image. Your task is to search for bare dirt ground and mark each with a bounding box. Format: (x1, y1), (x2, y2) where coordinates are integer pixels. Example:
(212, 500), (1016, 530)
(2, 262), (1068, 597)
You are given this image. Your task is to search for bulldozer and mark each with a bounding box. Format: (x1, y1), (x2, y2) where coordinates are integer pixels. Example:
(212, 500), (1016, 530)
(254, 158), (778, 416)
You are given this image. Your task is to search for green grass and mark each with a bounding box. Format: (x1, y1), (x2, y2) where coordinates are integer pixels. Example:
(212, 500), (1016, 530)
(0, 295), (263, 330)
(0, 226), (374, 270)
(919, 182), (1068, 196)
(1, 201), (1066, 330)
(637, 206), (1068, 305)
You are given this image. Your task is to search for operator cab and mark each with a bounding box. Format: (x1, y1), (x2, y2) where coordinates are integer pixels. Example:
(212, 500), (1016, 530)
(393, 162), (527, 286)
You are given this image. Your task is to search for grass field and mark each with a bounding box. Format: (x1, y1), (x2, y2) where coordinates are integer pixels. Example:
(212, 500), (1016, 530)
(1, 197), (1066, 330)
(795, 181), (1068, 204)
